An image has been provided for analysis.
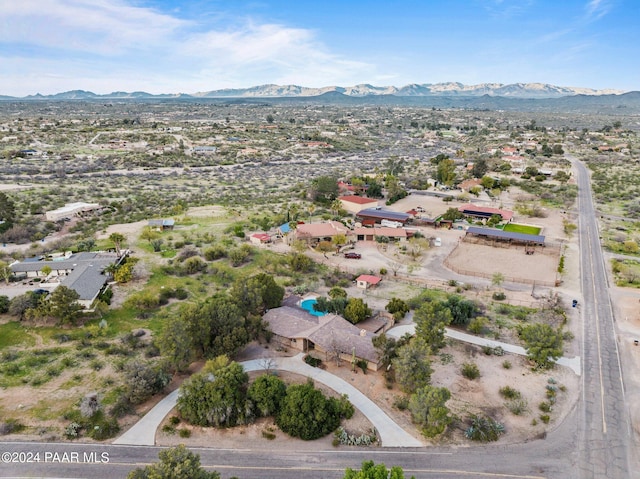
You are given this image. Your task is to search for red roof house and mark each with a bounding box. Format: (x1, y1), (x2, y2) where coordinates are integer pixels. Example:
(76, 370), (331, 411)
(356, 275), (382, 289)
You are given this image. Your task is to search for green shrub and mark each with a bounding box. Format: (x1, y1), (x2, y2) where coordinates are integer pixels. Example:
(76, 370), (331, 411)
(499, 386), (521, 399)
(492, 291), (506, 301)
(539, 414), (550, 424)
(502, 360), (512, 369)
(461, 362), (480, 380)
(506, 399), (529, 415)
(393, 395), (409, 411)
(468, 316), (488, 335)
(304, 355), (322, 367)
(539, 401), (552, 413)
(178, 428), (191, 438)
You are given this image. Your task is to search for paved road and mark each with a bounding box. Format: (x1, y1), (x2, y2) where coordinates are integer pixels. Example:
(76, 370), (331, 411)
(0, 439), (574, 479)
(571, 156), (635, 478)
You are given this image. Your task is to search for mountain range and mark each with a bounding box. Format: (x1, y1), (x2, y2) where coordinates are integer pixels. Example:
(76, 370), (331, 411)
(1, 82), (626, 100)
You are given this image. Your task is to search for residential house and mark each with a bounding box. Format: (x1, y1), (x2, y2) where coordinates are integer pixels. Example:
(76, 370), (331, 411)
(263, 305), (380, 371)
(338, 195), (378, 215)
(353, 226), (407, 242)
(294, 221), (350, 244)
(10, 251), (123, 309)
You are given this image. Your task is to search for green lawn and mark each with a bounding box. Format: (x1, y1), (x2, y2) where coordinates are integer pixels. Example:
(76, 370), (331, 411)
(0, 321), (36, 349)
(503, 223), (542, 235)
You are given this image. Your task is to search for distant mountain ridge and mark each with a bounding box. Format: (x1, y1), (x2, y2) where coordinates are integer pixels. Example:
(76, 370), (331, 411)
(3, 82), (625, 100)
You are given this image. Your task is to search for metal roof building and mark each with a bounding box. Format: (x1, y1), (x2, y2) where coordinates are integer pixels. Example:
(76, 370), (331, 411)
(458, 204), (514, 222)
(356, 208), (411, 224)
(466, 226), (545, 245)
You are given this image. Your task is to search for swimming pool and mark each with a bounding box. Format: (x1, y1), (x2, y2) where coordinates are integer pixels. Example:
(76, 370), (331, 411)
(300, 298), (326, 316)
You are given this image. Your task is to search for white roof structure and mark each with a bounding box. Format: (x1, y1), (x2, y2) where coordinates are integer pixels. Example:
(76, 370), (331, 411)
(45, 202), (101, 221)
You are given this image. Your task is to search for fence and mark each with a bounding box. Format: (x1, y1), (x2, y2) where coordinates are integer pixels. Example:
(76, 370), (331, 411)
(443, 253), (557, 288)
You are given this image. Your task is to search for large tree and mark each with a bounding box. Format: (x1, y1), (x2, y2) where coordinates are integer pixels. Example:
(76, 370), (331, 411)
(247, 374), (287, 418)
(181, 295), (249, 359)
(157, 316), (195, 372)
(309, 175), (339, 204)
(435, 158), (456, 186)
(519, 323), (564, 369)
(393, 337), (433, 393)
(178, 360), (250, 427)
(343, 298), (371, 324)
(27, 285), (83, 325)
(445, 295), (479, 326)
(230, 273), (284, 316)
(409, 386), (452, 437)
(414, 301), (452, 350)
(0, 192), (16, 234)
(276, 380), (348, 440)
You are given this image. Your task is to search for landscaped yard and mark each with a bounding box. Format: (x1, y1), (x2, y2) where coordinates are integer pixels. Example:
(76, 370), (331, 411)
(503, 223), (542, 235)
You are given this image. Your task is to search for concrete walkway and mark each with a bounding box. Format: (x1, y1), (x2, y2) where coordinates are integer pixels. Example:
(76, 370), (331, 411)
(113, 389), (179, 446)
(113, 354), (423, 448)
(387, 324), (581, 376)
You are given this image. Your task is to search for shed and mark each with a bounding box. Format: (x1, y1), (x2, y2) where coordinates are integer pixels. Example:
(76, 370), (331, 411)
(250, 233), (272, 244)
(356, 274), (382, 289)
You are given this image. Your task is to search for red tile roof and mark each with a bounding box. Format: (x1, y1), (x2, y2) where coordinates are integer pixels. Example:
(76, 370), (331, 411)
(338, 195), (377, 205)
(356, 275), (382, 285)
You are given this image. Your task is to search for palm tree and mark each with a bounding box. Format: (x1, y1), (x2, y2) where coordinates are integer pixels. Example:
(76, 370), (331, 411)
(307, 204), (316, 223)
(103, 263), (118, 279)
(330, 199), (343, 217)
(109, 232), (126, 256)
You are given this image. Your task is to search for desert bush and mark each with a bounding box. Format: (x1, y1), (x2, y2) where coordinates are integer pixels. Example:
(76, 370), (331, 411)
(507, 399), (529, 415)
(461, 362), (480, 380)
(123, 360), (172, 405)
(465, 415), (505, 442)
(499, 386), (521, 399)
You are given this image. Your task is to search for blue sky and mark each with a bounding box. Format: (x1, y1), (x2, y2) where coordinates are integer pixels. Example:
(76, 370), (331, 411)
(0, 0), (637, 95)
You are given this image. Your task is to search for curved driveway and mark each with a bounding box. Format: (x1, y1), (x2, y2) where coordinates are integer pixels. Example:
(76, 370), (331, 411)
(114, 353), (423, 448)
(387, 324), (582, 375)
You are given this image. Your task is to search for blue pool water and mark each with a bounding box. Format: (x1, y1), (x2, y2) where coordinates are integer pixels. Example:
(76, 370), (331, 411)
(300, 298), (326, 316)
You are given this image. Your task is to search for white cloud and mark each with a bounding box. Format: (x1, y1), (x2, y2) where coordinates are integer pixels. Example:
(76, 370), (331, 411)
(584, 0), (611, 21)
(0, 0), (376, 94)
(0, 0), (187, 55)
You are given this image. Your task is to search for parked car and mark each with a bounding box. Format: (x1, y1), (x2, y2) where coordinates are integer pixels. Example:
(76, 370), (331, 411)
(344, 252), (362, 259)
